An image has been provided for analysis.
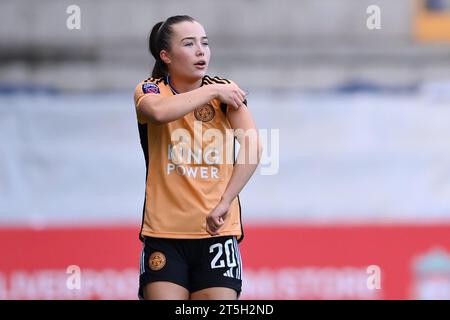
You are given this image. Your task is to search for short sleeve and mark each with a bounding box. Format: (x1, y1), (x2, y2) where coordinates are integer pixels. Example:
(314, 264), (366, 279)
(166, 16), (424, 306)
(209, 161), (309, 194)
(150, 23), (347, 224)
(134, 81), (161, 108)
(133, 80), (161, 124)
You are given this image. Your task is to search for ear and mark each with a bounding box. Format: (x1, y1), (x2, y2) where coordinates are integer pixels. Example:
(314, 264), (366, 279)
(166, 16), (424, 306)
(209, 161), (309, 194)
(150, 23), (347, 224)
(160, 50), (171, 65)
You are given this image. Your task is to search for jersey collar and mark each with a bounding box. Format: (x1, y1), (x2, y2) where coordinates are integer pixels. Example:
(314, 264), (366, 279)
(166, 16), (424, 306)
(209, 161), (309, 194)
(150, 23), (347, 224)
(166, 75), (206, 95)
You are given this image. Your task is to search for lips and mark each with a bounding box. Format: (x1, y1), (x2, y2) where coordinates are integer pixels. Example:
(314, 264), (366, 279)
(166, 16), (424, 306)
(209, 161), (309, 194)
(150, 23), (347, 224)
(194, 60), (206, 67)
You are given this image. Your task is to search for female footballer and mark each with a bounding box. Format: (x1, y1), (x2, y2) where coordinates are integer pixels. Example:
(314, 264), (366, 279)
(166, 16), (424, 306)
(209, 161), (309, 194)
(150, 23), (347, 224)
(133, 15), (262, 300)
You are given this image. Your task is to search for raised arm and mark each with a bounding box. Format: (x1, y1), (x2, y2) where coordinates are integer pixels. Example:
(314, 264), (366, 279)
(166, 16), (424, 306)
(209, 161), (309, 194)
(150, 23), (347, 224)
(136, 83), (247, 124)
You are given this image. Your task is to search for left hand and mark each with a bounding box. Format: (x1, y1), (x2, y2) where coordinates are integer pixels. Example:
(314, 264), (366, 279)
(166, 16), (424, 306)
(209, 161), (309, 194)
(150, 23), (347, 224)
(206, 200), (231, 236)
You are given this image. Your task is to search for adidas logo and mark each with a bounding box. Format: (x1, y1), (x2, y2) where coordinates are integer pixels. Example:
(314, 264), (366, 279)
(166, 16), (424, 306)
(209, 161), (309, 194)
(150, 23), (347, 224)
(223, 268), (234, 278)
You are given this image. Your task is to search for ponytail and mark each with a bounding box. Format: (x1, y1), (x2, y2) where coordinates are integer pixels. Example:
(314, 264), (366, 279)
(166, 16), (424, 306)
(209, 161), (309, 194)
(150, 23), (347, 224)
(149, 21), (166, 78)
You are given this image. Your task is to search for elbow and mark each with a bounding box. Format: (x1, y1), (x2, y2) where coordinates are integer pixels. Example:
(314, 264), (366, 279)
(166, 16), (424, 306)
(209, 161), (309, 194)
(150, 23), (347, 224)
(149, 108), (165, 124)
(142, 103), (166, 125)
(138, 97), (169, 125)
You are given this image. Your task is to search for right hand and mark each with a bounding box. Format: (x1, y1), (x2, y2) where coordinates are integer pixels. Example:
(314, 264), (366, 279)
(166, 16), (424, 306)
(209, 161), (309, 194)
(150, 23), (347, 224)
(214, 83), (247, 110)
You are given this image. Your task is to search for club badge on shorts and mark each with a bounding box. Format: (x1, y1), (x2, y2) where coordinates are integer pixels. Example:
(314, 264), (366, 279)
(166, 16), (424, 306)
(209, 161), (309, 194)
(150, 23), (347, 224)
(194, 103), (215, 122)
(149, 251), (166, 271)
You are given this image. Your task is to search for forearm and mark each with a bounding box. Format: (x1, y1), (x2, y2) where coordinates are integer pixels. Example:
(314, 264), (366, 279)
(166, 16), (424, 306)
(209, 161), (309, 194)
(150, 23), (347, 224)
(220, 144), (262, 205)
(139, 85), (217, 124)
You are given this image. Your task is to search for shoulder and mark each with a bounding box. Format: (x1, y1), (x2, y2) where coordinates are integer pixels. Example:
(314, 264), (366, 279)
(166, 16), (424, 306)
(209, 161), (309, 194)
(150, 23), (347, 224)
(134, 77), (167, 94)
(133, 77), (169, 109)
(203, 75), (248, 111)
(202, 75), (233, 85)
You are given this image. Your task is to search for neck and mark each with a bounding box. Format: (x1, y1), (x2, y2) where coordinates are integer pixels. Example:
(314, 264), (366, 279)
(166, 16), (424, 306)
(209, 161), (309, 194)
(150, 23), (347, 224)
(168, 74), (203, 93)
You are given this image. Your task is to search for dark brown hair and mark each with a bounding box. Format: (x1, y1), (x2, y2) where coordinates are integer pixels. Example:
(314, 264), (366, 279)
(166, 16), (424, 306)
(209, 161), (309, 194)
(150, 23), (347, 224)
(149, 15), (195, 78)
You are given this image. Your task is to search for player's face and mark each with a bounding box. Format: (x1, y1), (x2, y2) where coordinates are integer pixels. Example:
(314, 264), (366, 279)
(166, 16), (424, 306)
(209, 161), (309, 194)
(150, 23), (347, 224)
(163, 21), (210, 81)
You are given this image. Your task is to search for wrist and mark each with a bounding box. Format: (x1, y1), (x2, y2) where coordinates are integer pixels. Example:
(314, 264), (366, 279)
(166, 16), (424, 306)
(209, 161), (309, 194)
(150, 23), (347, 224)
(206, 84), (219, 100)
(220, 194), (233, 206)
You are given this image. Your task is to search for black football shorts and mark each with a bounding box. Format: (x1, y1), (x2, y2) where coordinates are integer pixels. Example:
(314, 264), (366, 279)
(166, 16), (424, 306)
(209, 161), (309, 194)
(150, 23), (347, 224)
(138, 235), (243, 299)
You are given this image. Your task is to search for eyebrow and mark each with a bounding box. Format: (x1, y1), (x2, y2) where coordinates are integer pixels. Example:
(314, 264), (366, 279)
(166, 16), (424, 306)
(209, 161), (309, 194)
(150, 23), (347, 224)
(181, 36), (208, 42)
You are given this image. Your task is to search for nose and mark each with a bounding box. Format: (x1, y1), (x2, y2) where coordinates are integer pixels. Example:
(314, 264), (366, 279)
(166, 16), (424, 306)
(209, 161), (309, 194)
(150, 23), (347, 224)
(196, 43), (205, 56)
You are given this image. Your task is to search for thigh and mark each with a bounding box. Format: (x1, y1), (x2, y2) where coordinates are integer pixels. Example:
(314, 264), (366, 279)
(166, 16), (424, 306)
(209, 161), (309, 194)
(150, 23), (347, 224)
(144, 281), (189, 300)
(190, 286), (237, 300)
(189, 236), (242, 299)
(138, 237), (190, 300)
